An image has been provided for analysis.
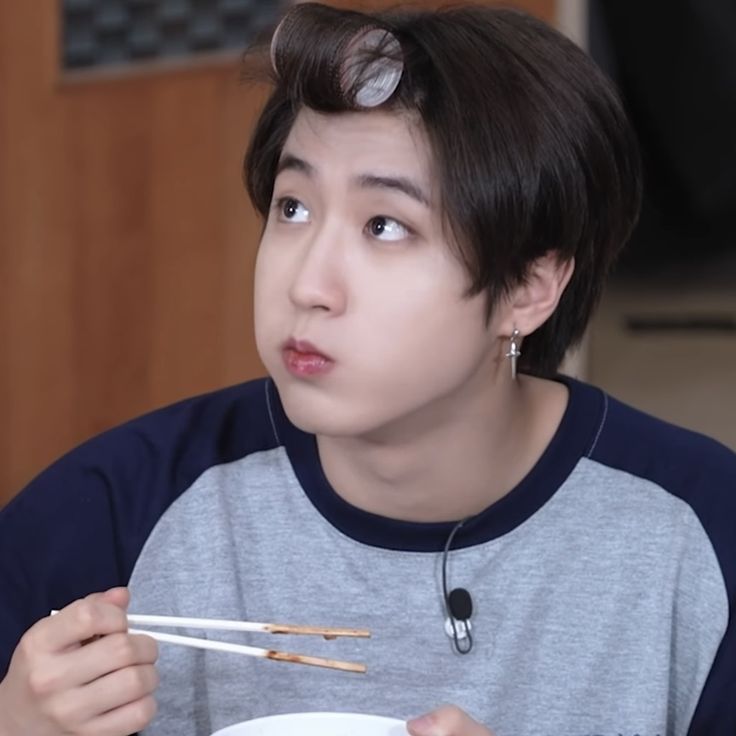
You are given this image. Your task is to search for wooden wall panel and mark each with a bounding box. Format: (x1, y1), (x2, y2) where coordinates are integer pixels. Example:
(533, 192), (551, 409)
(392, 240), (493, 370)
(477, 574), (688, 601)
(0, 0), (556, 507)
(0, 22), (267, 504)
(1, 2), (81, 506)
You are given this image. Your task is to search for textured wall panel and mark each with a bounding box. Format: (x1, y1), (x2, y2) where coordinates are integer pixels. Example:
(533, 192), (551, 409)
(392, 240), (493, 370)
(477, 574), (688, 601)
(63, 0), (287, 69)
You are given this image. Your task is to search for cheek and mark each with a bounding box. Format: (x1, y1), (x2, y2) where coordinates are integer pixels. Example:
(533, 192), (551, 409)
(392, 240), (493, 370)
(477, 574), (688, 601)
(254, 237), (287, 303)
(253, 249), (269, 308)
(253, 246), (282, 351)
(371, 263), (483, 341)
(356, 289), (491, 380)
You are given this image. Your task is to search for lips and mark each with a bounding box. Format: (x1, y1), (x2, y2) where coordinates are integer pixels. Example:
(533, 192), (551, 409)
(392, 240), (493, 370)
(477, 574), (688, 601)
(282, 338), (334, 377)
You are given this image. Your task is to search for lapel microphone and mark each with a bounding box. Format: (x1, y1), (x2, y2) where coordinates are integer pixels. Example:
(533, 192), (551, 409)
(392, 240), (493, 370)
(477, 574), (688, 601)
(442, 517), (474, 654)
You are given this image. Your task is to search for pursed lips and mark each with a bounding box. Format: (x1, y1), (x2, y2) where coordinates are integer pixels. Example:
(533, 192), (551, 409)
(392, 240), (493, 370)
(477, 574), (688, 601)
(282, 338), (335, 376)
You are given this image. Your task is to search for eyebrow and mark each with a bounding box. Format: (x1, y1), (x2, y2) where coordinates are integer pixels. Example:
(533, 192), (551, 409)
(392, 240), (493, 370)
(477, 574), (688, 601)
(276, 153), (430, 208)
(356, 174), (430, 208)
(276, 154), (315, 177)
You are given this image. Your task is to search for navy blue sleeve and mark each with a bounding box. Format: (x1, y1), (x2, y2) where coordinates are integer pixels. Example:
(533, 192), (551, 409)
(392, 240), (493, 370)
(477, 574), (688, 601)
(0, 378), (275, 679)
(590, 395), (736, 736)
(675, 436), (736, 736)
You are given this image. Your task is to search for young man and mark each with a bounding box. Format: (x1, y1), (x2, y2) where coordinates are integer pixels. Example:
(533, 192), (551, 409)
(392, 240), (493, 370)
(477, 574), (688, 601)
(1, 4), (734, 736)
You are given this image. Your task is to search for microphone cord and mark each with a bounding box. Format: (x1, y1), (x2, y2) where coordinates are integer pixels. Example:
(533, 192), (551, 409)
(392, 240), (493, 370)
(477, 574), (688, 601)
(442, 517), (473, 654)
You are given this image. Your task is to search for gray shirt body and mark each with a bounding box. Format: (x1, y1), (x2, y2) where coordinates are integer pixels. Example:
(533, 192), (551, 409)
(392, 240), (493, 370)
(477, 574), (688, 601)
(119, 379), (734, 736)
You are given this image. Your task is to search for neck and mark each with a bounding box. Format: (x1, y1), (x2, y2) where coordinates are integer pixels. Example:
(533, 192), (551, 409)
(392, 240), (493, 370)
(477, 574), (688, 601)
(316, 375), (568, 523)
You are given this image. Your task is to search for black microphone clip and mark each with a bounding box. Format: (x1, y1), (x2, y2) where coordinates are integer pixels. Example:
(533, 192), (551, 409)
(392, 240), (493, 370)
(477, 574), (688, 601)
(448, 587), (473, 621)
(446, 586), (473, 654)
(442, 519), (474, 655)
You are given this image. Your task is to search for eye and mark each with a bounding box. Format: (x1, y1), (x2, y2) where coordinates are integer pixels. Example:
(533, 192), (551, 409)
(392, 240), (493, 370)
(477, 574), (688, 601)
(366, 216), (411, 242)
(275, 197), (310, 223)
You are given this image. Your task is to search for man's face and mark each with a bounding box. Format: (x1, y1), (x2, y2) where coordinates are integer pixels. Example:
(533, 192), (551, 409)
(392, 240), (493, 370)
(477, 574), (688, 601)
(254, 108), (505, 439)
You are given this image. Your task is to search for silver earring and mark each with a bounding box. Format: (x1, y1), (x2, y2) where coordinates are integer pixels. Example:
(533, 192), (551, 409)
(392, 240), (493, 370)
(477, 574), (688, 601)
(505, 328), (522, 380)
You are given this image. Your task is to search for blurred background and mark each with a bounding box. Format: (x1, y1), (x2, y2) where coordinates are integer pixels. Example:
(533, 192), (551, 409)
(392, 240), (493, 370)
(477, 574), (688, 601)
(1, 0), (734, 508)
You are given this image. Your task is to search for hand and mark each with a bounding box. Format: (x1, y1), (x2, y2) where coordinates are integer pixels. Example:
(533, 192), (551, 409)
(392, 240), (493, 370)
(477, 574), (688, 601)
(407, 705), (494, 736)
(0, 588), (159, 736)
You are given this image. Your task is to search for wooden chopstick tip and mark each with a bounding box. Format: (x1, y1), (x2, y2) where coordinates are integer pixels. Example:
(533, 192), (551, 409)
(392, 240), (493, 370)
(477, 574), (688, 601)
(266, 650), (367, 673)
(264, 624), (371, 639)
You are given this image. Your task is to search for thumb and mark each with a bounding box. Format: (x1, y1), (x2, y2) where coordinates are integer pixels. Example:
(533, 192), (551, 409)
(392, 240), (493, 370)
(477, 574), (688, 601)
(407, 705), (492, 736)
(87, 586), (130, 610)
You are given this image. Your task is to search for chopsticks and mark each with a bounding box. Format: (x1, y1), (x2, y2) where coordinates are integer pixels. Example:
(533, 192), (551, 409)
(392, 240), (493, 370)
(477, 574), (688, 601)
(125, 613), (370, 639)
(50, 611), (370, 673)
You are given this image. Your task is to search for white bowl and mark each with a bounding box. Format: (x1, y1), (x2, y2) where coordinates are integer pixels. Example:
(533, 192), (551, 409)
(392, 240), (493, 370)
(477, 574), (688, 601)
(211, 711), (409, 736)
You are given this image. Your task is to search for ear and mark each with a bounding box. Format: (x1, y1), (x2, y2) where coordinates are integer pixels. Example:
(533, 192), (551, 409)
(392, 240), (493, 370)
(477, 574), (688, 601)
(499, 252), (574, 337)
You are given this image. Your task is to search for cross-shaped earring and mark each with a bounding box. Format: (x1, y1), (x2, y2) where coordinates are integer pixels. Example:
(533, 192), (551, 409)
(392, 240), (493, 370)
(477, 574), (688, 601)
(505, 328), (522, 380)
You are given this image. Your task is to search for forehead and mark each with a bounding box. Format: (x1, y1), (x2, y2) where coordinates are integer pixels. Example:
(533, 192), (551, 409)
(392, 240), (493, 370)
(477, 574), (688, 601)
(280, 107), (433, 185)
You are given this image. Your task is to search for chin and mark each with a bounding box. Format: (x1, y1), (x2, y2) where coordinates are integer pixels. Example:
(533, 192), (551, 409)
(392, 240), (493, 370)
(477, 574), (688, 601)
(274, 379), (383, 438)
(284, 402), (364, 437)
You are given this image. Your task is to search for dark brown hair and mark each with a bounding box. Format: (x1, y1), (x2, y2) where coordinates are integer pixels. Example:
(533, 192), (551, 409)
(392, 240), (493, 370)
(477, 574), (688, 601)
(243, 3), (642, 376)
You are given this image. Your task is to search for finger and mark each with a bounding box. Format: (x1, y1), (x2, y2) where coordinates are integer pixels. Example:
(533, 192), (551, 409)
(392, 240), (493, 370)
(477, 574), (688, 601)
(81, 662), (159, 717)
(34, 596), (129, 652)
(77, 694), (158, 736)
(23, 632), (157, 709)
(407, 705), (493, 736)
(44, 632), (158, 691)
(47, 663), (159, 727)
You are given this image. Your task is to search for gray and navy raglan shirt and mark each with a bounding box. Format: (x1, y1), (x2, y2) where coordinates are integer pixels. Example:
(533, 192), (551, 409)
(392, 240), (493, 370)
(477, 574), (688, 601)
(1, 377), (735, 736)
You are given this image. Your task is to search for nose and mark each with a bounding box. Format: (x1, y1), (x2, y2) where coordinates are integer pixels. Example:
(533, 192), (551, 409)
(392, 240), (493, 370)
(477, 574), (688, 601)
(288, 222), (347, 314)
